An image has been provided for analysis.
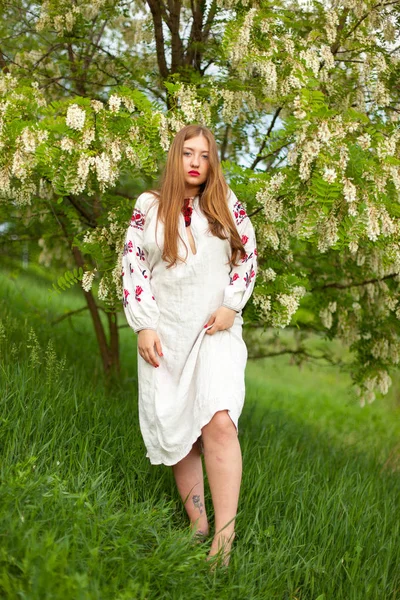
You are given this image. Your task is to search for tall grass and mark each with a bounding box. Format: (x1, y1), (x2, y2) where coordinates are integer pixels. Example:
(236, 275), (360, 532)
(1, 261), (399, 599)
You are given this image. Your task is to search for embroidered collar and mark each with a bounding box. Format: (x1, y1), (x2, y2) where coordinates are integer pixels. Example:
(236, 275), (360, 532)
(182, 197), (194, 227)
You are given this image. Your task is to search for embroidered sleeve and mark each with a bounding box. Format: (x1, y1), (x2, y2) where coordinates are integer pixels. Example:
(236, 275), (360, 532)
(121, 193), (160, 333)
(222, 190), (258, 313)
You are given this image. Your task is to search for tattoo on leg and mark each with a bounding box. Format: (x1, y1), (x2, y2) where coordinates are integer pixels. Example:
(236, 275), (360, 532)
(192, 494), (204, 514)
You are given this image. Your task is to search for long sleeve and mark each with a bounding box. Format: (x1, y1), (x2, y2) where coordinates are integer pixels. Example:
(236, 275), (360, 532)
(121, 193), (160, 333)
(222, 190), (258, 313)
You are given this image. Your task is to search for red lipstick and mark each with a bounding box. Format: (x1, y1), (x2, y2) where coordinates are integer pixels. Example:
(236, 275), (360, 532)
(188, 170), (200, 176)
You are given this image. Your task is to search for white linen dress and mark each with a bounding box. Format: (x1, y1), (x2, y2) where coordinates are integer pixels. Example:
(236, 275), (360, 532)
(121, 187), (258, 466)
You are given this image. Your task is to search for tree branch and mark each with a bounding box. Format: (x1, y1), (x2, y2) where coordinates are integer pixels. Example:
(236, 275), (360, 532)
(146, 0), (170, 80)
(312, 272), (398, 291)
(51, 306), (90, 324)
(249, 347), (342, 366)
(67, 196), (97, 228)
(250, 107), (282, 170)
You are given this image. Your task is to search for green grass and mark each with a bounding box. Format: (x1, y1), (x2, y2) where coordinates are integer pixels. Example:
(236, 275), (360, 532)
(1, 261), (400, 599)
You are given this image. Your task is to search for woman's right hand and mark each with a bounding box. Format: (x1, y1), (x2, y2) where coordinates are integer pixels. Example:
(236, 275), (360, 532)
(138, 329), (163, 368)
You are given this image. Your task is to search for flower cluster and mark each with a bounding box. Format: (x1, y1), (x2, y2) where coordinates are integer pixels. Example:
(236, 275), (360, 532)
(81, 269), (97, 292)
(66, 104), (86, 131)
(319, 301), (337, 329)
(273, 286), (306, 328)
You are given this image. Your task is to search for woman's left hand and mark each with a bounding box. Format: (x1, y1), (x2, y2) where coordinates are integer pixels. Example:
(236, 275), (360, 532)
(205, 306), (237, 335)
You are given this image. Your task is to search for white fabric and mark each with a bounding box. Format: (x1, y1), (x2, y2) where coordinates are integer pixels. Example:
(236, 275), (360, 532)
(121, 187), (258, 465)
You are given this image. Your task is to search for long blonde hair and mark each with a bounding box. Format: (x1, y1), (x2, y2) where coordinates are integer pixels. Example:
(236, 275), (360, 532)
(152, 124), (246, 269)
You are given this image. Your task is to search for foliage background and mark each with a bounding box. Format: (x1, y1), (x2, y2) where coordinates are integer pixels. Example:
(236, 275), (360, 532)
(1, 1), (400, 391)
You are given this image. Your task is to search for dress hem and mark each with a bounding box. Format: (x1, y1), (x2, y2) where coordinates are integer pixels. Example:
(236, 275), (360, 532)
(145, 404), (242, 466)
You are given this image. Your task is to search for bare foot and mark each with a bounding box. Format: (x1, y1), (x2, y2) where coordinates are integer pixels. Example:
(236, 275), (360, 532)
(206, 531), (236, 568)
(190, 522), (209, 543)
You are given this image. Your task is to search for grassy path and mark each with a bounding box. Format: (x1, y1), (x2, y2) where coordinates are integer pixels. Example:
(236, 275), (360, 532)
(1, 262), (399, 599)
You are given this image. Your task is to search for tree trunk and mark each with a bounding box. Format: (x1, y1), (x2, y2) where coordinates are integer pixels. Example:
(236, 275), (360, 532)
(70, 244), (121, 383)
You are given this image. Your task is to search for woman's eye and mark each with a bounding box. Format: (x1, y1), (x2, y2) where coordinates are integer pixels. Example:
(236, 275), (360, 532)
(202, 155), (209, 160)
(184, 152), (191, 156)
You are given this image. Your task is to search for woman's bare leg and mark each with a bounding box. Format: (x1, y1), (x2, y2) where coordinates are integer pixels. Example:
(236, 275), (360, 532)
(201, 410), (242, 565)
(171, 439), (209, 535)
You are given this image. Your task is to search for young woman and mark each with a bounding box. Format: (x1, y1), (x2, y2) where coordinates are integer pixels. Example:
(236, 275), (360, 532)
(121, 124), (258, 567)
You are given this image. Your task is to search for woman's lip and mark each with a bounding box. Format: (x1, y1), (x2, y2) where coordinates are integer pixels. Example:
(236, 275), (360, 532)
(188, 171), (200, 176)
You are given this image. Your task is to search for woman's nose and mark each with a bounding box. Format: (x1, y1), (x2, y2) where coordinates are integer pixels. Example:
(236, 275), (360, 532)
(190, 156), (200, 167)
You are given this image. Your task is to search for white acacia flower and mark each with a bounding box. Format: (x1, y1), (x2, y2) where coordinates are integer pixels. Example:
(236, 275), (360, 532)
(253, 293), (272, 317)
(11, 149), (28, 180)
(82, 269), (97, 292)
(95, 152), (111, 183)
(98, 276), (109, 300)
(77, 155), (95, 183)
(293, 95), (307, 120)
(66, 104), (86, 131)
(386, 166), (400, 192)
(377, 136), (396, 159)
(338, 145), (349, 171)
(379, 206), (395, 236)
(299, 48), (320, 77)
(91, 99), (104, 113)
(0, 166), (11, 192)
(357, 133), (371, 149)
(83, 230), (96, 244)
(263, 268), (276, 281)
(65, 10), (75, 32)
(374, 80), (390, 107)
(318, 215), (338, 252)
(377, 370), (391, 395)
(323, 166), (337, 183)
(325, 8), (339, 44)
(230, 9), (256, 66)
(82, 128), (95, 147)
(20, 128), (36, 153)
(274, 286), (306, 327)
(366, 202), (380, 241)
(317, 121), (332, 145)
(263, 224), (280, 249)
(320, 308), (333, 329)
(269, 172), (286, 192)
(342, 177), (357, 203)
(60, 137), (75, 153)
(320, 45), (335, 70)
(287, 147), (298, 165)
(158, 113), (170, 151)
(371, 338), (389, 360)
(110, 140), (122, 162)
(348, 240), (358, 254)
(109, 94), (122, 113)
(258, 59), (277, 95)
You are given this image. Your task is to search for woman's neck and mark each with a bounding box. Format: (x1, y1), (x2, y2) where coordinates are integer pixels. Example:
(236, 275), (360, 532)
(184, 185), (200, 198)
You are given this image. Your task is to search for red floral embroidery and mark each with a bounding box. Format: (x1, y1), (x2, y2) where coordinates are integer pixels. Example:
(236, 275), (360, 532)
(244, 268), (256, 289)
(233, 200), (248, 226)
(241, 250), (254, 263)
(241, 234), (248, 245)
(136, 246), (145, 261)
(135, 285), (143, 301)
(123, 288), (130, 307)
(182, 198), (193, 227)
(229, 272), (240, 285)
(130, 208), (145, 230)
(123, 240), (134, 256)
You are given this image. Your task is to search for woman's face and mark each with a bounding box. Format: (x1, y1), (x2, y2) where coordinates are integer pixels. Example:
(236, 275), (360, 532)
(182, 135), (210, 191)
